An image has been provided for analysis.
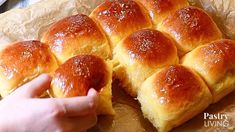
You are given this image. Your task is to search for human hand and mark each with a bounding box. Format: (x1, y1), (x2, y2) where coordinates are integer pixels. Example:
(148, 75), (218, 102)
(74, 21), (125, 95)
(0, 74), (98, 132)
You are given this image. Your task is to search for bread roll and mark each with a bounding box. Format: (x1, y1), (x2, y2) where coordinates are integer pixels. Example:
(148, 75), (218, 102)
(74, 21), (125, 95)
(50, 55), (114, 115)
(113, 29), (178, 97)
(134, 0), (189, 27)
(137, 65), (212, 132)
(41, 14), (111, 64)
(191, 0), (235, 39)
(182, 39), (235, 103)
(0, 40), (58, 97)
(90, 0), (152, 49)
(158, 6), (222, 56)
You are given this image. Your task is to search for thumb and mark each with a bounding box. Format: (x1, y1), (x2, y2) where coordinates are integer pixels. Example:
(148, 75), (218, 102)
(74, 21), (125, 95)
(13, 74), (52, 98)
(87, 88), (99, 109)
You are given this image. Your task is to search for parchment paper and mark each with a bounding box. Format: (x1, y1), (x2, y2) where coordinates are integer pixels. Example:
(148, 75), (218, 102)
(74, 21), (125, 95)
(0, 0), (234, 131)
(0, 0), (105, 49)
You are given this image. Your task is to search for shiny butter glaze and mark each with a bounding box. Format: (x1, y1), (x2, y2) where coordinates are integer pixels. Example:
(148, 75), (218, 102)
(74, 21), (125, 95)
(0, 40), (56, 80)
(135, 0), (188, 26)
(123, 29), (177, 67)
(162, 6), (221, 52)
(152, 0), (174, 13)
(91, 0), (152, 36)
(51, 55), (108, 97)
(42, 14), (105, 53)
(197, 39), (235, 77)
(154, 65), (203, 106)
(139, 0), (187, 14)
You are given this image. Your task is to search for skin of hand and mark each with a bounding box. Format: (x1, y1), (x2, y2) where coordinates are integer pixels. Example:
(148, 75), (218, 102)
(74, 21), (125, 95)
(0, 74), (98, 132)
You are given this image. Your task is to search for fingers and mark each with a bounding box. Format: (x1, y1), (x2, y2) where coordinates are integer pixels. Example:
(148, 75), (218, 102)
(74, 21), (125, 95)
(13, 74), (52, 98)
(54, 88), (98, 117)
(87, 88), (99, 109)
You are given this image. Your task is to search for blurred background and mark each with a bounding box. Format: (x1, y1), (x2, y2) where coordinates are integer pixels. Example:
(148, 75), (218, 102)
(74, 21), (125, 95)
(0, 0), (41, 13)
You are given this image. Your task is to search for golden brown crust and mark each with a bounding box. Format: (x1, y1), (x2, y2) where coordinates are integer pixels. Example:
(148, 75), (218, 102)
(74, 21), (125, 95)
(122, 29), (177, 67)
(154, 65), (203, 106)
(182, 39), (235, 83)
(90, 0), (152, 48)
(50, 55), (109, 97)
(43, 14), (104, 41)
(113, 29), (178, 97)
(0, 40), (58, 97)
(135, 0), (188, 26)
(137, 65), (212, 132)
(195, 39), (235, 77)
(159, 6), (222, 55)
(41, 14), (111, 63)
(181, 39), (235, 103)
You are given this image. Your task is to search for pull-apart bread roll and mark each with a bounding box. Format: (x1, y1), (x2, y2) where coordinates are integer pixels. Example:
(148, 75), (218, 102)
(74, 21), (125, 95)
(50, 55), (114, 115)
(135, 0), (189, 27)
(0, 40), (58, 97)
(182, 39), (235, 103)
(158, 6), (222, 56)
(90, 0), (152, 49)
(41, 14), (111, 64)
(138, 65), (212, 132)
(113, 29), (178, 97)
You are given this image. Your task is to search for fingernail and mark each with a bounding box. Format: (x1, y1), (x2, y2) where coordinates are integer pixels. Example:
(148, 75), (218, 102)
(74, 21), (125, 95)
(88, 88), (98, 96)
(88, 88), (98, 109)
(39, 74), (52, 81)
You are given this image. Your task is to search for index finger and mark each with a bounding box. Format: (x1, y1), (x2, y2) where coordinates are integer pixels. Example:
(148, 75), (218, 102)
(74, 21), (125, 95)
(53, 88), (98, 117)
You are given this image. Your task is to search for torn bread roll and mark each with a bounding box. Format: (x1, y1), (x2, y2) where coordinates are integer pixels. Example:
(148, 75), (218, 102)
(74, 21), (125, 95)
(50, 55), (114, 115)
(137, 65), (212, 132)
(182, 39), (235, 103)
(0, 40), (58, 97)
(113, 29), (178, 97)
(41, 14), (111, 64)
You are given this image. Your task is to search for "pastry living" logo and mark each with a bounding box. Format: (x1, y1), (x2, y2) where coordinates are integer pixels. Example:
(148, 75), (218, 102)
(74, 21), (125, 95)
(204, 112), (230, 128)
